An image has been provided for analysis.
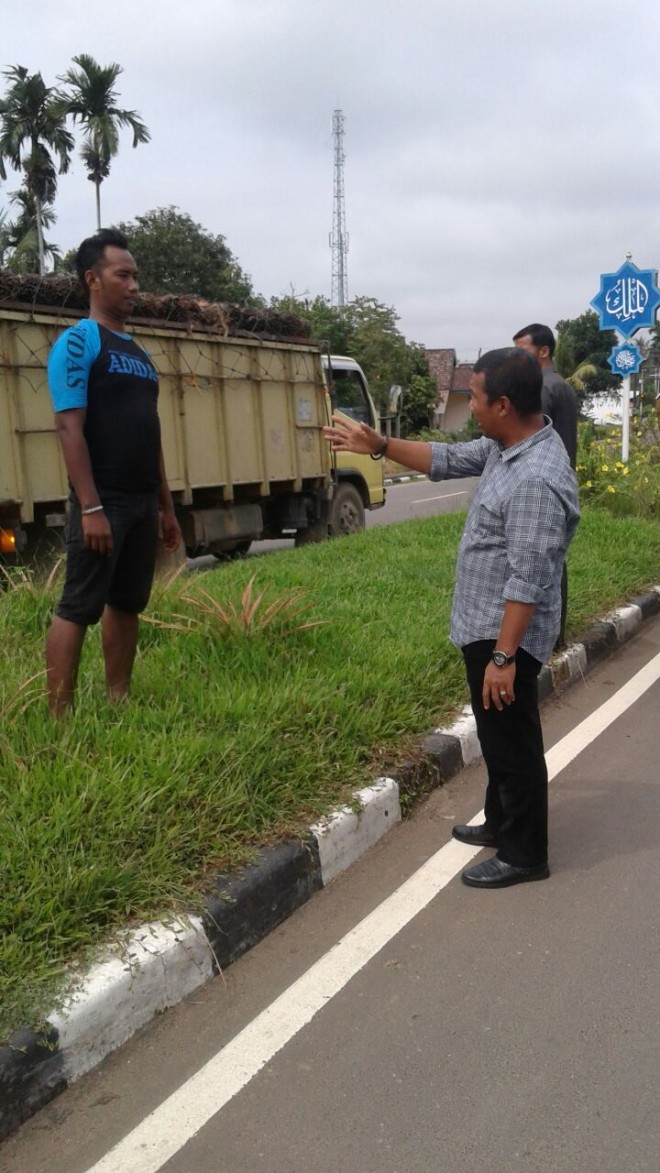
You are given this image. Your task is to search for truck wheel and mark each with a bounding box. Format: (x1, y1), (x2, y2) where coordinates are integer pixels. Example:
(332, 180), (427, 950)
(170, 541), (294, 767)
(330, 484), (365, 536)
(21, 527), (66, 571)
(294, 521), (328, 547)
(212, 540), (252, 560)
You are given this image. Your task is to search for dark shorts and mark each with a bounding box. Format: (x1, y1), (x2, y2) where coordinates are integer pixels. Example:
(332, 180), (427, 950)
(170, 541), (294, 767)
(56, 491), (159, 627)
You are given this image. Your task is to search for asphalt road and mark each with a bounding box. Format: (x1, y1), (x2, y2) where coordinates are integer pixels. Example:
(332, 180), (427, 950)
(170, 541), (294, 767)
(3, 615), (659, 1172)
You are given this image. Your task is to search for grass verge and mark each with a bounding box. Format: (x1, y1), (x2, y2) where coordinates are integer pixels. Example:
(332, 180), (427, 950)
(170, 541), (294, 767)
(1, 505), (659, 1039)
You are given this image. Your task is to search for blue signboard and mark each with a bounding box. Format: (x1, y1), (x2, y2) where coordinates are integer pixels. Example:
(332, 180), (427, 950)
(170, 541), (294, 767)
(590, 260), (660, 338)
(607, 342), (644, 376)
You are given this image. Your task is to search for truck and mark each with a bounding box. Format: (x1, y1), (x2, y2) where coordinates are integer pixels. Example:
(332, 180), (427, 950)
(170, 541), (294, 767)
(0, 288), (385, 564)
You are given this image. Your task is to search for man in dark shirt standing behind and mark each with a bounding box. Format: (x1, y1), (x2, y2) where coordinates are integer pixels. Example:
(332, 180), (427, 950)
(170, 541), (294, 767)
(513, 323), (578, 646)
(45, 228), (181, 715)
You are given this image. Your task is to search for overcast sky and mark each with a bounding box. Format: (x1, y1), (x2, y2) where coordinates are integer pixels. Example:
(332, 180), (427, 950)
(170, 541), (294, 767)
(3, 0), (660, 358)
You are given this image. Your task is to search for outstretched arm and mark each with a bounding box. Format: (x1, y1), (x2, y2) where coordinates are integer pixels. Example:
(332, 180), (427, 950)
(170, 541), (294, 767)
(323, 413), (432, 475)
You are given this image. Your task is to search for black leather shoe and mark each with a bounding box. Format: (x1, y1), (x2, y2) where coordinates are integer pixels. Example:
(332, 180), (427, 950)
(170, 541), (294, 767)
(452, 823), (497, 847)
(461, 856), (550, 888)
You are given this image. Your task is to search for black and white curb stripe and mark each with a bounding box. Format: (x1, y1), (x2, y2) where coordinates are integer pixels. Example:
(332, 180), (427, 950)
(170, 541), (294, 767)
(383, 473), (427, 486)
(1, 585), (658, 1142)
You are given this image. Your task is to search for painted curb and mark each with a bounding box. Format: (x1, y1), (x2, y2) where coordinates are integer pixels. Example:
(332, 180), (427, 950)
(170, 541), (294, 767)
(310, 777), (401, 886)
(49, 918), (214, 1086)
(1, 585), (659, 1142)
(383, 473), (427, 486)
(203, 837), (323, 971)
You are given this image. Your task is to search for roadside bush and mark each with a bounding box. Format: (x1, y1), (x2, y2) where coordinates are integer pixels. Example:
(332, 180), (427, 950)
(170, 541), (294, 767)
(576, 412), (660, 518)
(412, 416), (482, 444)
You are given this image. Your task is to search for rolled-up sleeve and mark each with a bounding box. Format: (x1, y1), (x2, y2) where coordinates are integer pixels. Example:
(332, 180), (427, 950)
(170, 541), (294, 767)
(430, 435), (494, 481)
(502, 478), (567, 604)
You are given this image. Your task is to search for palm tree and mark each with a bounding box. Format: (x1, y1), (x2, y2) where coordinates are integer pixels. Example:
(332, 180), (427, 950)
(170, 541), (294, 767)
(58, 55), (150, 230)
(0, 205), (9, 265)
(0, 66), (73, 274)
(554, 331), (598, 395)
(4, 186), (60, 272)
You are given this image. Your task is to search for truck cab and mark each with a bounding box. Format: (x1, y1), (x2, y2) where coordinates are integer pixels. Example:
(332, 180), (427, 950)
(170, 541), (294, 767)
(323, 355), (386, 535)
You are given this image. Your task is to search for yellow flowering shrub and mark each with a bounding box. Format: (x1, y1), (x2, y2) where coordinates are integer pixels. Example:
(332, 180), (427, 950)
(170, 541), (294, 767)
(576, 413), (660, 517)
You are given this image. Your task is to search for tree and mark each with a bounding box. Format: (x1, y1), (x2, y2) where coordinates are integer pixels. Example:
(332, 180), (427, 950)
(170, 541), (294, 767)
(397, 351), (439, 435)
(269, 293), (437, 434)
(58, 55), (149, 230)
(0, 205), (9, 266)
(555, 310), (620, 402)
(2, 186), (60, 272)
(116, 206), (255, 302)
(633, 328), (660, 411)
(553, 331), (598, 395)
(0, 66), (73, 274)
(270, 293), (354, 356)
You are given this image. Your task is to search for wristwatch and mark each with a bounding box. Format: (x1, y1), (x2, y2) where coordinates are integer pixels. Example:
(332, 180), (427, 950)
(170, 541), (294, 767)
(492, 649), (516, 667)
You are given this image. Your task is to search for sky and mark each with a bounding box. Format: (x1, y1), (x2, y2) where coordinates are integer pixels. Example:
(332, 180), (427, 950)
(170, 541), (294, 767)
(3, 0), (660, 360)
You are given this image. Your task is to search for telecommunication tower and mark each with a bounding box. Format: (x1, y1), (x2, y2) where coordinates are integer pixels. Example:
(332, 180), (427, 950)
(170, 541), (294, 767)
(329, 109), (349, 307)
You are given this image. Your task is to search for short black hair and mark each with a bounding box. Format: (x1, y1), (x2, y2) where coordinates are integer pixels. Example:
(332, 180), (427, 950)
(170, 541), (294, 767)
(75, 228), (130, 288)
(512, 322), (556, 357)
(474, 347), (542, 416)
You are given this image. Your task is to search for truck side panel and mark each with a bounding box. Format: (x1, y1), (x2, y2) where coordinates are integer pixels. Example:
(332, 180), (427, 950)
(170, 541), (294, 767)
(0, 312), (69, 523)
(132, 327), (330, 505)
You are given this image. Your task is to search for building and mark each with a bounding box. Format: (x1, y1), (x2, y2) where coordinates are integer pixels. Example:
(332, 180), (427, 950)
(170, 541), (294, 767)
(426, 348), (474, 432)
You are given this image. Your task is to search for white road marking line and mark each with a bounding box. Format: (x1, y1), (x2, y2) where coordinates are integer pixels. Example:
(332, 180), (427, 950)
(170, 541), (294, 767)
(411, 491), (468, 504)
(545, 649), (660, 779)
(84, 650), (660, 1173)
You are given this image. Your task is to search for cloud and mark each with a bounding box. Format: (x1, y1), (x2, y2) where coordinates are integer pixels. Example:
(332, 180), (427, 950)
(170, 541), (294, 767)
(3, 0), (660, 353)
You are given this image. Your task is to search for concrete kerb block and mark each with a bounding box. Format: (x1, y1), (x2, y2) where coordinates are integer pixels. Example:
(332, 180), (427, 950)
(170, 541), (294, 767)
(537, 664), (554, 703)
(580, 620), (619, 666)
(436, 705), (481, 766)
(310, 777), (401, 886)
(383, 473), (427, 486)
(0, 1026), (66, 1144)
(551, 643), (588, 690)
(47, 916), (213, 1085)
(203, 838), (323, 971)
(632, 586), (660, 619)
(608, 603), (642, 642)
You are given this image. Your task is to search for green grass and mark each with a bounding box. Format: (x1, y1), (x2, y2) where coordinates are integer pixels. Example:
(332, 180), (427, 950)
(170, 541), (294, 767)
(1, 506), (660, 1039)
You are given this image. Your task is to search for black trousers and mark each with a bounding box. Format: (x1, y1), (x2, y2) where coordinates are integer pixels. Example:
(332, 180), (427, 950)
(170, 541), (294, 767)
(462, 641), (548, 868)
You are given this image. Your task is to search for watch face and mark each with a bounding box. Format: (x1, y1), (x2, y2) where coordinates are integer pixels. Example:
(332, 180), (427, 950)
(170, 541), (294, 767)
(493, 651), (506, 667)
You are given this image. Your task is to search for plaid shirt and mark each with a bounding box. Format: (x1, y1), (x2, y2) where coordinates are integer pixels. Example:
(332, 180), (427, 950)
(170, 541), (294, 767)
(430, 421), (580, 662)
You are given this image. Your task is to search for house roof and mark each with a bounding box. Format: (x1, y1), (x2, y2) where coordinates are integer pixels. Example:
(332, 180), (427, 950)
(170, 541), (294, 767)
(451, 363), (474, 393)
(425, 349), (475, 408)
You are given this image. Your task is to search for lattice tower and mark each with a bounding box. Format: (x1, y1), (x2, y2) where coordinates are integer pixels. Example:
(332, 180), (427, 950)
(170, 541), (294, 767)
(329, 109), (349, 307)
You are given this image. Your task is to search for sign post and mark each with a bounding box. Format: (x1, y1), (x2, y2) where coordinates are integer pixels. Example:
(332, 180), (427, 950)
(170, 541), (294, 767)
(590, 256), (660, 460)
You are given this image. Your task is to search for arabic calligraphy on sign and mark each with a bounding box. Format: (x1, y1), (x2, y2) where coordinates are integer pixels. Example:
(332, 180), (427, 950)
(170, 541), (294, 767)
(591, 260), (660, 339)
(605, 278), (648, 323)
(607, 342), (644, 376)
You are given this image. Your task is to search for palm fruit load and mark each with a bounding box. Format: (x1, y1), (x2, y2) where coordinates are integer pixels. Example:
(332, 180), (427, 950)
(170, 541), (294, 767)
(0, 271), (312, 341)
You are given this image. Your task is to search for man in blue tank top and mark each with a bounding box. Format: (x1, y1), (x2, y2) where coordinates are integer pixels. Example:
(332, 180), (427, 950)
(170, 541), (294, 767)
(46, 228), (181, 715)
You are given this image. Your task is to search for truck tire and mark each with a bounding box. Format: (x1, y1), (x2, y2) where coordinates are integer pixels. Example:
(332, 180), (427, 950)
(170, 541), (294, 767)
(21, 526), (66, 570)
(330, 483), (365, 536)
(212, 540), (252, 560)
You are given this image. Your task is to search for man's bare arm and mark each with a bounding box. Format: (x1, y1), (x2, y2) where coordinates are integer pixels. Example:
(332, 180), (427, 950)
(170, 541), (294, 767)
(323, 414), (432, 475)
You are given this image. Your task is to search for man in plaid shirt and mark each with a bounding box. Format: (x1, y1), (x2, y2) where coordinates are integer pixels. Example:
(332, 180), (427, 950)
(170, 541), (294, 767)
(324, 347), (579, 889)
